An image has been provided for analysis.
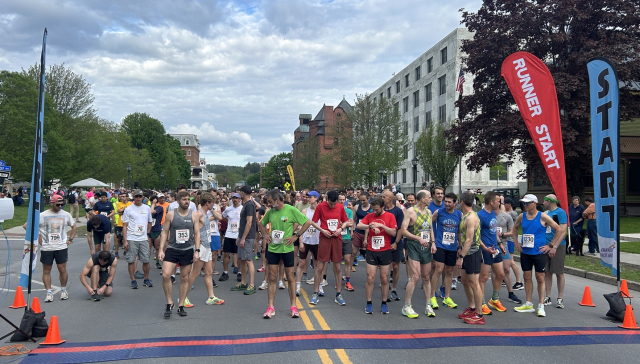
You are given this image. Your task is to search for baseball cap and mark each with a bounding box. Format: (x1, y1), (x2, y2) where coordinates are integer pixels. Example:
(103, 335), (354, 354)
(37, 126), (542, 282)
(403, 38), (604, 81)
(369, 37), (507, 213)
(231, 192), (241, 198)
(396, 193), (404, 200)
(308, 191), (320, 199)
(239, 186), (252, 194)
(157, 193), (165, 198)
(51, 195), (63, 203)
(133, 190), (144, 197)
(520, 194), (538, 203)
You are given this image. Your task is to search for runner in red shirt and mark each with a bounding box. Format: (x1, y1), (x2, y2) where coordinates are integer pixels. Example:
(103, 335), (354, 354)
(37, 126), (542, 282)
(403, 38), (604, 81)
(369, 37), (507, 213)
(357, 196), (398, 314)
(309, 190), (349, 306)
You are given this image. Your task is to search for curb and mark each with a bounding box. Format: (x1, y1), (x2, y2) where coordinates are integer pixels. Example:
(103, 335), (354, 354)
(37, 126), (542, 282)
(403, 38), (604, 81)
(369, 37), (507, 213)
(512, 255), (640, 292)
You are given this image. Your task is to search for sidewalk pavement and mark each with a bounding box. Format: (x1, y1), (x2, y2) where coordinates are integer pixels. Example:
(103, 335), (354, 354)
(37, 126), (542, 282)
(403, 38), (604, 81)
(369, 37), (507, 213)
(621, 233), (640, 242)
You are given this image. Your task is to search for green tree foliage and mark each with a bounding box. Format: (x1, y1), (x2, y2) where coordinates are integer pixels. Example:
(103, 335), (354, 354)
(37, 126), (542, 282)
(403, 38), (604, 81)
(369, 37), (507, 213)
(261, 152), (292, 189)
(293, 138), (320, 190)
(416, 123), (458, 191)
(207, 163), (261, 188)
(319, 114), (353, 188)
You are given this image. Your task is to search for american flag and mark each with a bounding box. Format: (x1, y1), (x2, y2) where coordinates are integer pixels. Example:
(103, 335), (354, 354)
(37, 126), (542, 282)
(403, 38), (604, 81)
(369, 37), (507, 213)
(455, 68), (465, 94)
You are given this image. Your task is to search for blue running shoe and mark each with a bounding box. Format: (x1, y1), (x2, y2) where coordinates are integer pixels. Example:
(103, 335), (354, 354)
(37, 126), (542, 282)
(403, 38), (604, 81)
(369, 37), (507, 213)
(131, 280), (138, 289)
(439, 286), (445, 298)
(381, 303), (389, 314)
(353, 260), (358, 266)
(365, 303), (373, 314)
(233, 267), (239, 275)
(335, 294), (346, 306)
(310, 293), (319, 305)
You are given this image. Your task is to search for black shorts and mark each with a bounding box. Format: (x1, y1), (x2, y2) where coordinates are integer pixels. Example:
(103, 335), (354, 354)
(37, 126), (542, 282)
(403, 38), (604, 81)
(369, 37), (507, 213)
(366, 250), (392, 266)
(462, 250), (482, 275)
(93, 231), (107, 245)
(163, 248), (194, 267)
(294, 237), (300, 247)
(520, 253), (546, 273)
(299, 244), (318, 260)
(88, 269), (112, 287)
(40, 249), (68, 266)
(115, 226), (123, 240)
(266, 250), (295, 268)
(434, 247), (457, 266)
(391, 240), (405, 262)
(223, 238), (238, 254)
(481, 248), (503, 265)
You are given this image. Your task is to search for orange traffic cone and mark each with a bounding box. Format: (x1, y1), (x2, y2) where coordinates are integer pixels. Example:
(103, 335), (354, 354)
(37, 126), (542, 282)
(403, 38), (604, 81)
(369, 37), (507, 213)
(41, 315), (65, 345)
(31, 297), (42, 314)
(619, 305), (640, 330)
(9, 286), (27, 309)
(621, 279), (634, 298)
(578, 286), (596, 307)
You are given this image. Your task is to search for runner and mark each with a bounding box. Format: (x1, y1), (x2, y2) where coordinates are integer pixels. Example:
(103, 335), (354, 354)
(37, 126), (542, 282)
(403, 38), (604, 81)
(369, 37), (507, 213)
(382, 189), (404, 302)
(231, 186), (258, 295)
(512, 194), (564, 317)
(122, 190), (153, 289)
(400, 190), (437, 319)
(68, 187), (79, 222)
(357, 196), (398, 314)
(496, 203), (522, 305)
(477, 191), (507, 315)
(79, 251), (117, 301)
(504, 198), (524, 290)
(220, 192), (242, 281)
(259, 189), (319, 318)
(296, 191), (320, 296)
(149, 195), (165, 269)
(209, 193), (223, 287)
(115, 193), (132, 258)
(542, 194), (568, 308)
(337, 194), (355, 291)
(430, 192), (462, 310)
(86, 214), (111, 255)
(159, 191), (201, 318)
(428, 186), (446, 298)
(93, 192), (115, 219)
(352, 192), (373, 264)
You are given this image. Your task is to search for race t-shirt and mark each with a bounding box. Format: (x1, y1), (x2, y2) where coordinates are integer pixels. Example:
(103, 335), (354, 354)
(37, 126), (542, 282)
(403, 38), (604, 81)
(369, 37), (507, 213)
(312, 201), (348, 235)
(116, 201), (132, 227)
(342, 208), (353, 240)
(545, 207), (568, 246)
(428, 201), (444, 214)
(478, 209), (498, 248)
(39, 209), (74, 251)
(239, 200), (257, 240)
(434, 208), (463, 251)
(360, 211), (398, 251)
(496, 211), (514, 244)
(151, 205), (164, 232)
(354, 203), (373, 234)
(86, 214), (111, 234)
(222, 204), (243, 239)
(158, 202), (170, 225)
(93, 201), (114, 217)
(261, 204), (308, 254)
(122, 203), (152, 240)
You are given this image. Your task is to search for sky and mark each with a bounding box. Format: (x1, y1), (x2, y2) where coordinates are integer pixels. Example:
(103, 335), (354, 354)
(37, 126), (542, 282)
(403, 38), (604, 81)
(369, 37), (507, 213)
(0, 0), (482, 166)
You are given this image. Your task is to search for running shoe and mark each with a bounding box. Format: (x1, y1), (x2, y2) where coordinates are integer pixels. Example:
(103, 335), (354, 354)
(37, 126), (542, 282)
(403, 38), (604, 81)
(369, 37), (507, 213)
(310, 260), (314, 269)
(214, 270), (219, 275)
(345, 282), (355, 291)
(219, 272), (229, 281)
(389, 275), (393, 283)
(302, 273), (308, 281)
(254, 254), (259, 260)
(60, 290), (69, 300)
(115, 252), (119, 258)
(430, 296), (439, 309)
(357, 255), (366, 261)
(144, 279), (153, 287)
(164, 304), (173, 318)
(296, 288), (300, 297)
(335, 294), (346, 306)
(365, 303), (373, 314)
(131, 280), (138, 289)
(439, 285), (445, 298)
(342, 275), (346, 281)
(381, 303), (389, 314)
(488, 299), (506, 312)
(231, 283), (248, 291)
(321, 279), (328, 287)
(206, 296), (224, 305)
(278, 280), (286, 289)
(176, 266), (181, 275)
(443, 297), (458, 309)
(390, 291), (400, 301)
(257, 266), (265, 272)
(171, 275), (176, 284)
(451, 280), (457, 290)
(512, 282), (524, 290)
(425, 305), (436, 317)
(508, 292), (522, 304)
(481, 304), (492, 315)
(233, 267), (239, 275)
(91, 292), (100, 301)
(463, 314), (485, 325)
(212, 279), (218, 288)
(543, 296), (552, 306)
(341, 260), (345, 265)
(290, 306), (300, 318)
(514, 302), (535, 313)
(353, 260), (358, 266)
(184, 297), (194, 308)
(306, 277), (315, 284)
(134, 271), (144, 279)
(310, 293), (319, 305)
(458, 307), (475, 319)
(351, 267), (356, 272)
(537, 304), (546, 317)
(556, 298), (564, 309)
(318, 288), (325, 297)
(244, 285), (256, 295)
(156, 261), (162, 269)
(258, 281), (268, 290)
(237, 273), (242, 282)
(402, 305), (419, 319)
(501, 280), (507, 287)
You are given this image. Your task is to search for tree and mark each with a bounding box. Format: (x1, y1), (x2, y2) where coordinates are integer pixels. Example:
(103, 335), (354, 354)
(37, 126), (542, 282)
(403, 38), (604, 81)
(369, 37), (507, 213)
(261, 152), (292, 189)
(293, 138), (320, 190)
(448, 0), (640, 197)
(23, 63), (96, 119)
(319, 113), (354, 188)
(416, 123), (458, 191)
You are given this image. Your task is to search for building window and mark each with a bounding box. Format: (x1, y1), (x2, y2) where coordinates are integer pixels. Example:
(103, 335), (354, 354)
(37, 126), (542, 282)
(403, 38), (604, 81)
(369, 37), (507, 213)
(439, 75), (446, 95)
(490, 162), (509, 181)
(373, 97), (377, 104)
(402, 169), (407, 183)
(425, 83), (432, 102)
(393, 171), (397, 183)
(187, 150), (191, 156)
(334, 137), (339, 146)
(413, 141), (417, 157)
(403, 145), (408, 159)
(185, 139), (190, 146)
(413, 90), (420, 108)
(387, 87), (391, 98)
(405, 74), (410, 88)
(403, 97), (409, 113)
(438, 105), (446, 123)
(414, 116), (419, 133)
(441, 47), (448, 64)
(394, 102), (400, 116)
(380, 92), (383, 100)
(396, 81), (400, 93)
(415, 66), (421, 80)
(403, 120), (408, 135)
(427, 57), (433, 73)
(426, 111), (432, 128)
(629, 158), (640, 193)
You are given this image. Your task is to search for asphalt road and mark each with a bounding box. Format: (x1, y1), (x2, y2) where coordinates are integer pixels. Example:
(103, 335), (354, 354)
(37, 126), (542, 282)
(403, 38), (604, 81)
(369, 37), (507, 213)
(1, 233), (639, 364)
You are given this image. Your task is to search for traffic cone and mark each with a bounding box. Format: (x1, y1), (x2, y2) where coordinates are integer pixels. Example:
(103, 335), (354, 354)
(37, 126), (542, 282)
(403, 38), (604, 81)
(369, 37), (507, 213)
(618, 305), (640, 330)
(41, 315), (65, 345)
(31, 297), (42, 314)
(621, 279), (634, 298)
(578, 286), (596, 307)
(9, 286), (27, 309)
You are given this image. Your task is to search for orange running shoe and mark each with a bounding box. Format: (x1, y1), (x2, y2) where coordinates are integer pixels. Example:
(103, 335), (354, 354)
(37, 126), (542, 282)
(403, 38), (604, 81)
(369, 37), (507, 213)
(482, 304), (492, 315)
(488, 299), (506, 312)
(345, 282), (355, 291)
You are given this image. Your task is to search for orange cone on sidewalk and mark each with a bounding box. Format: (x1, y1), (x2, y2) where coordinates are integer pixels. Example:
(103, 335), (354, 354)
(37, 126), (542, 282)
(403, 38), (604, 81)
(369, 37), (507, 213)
(619, 305), (640, 330)
(41, 315), (65, 345)
(9, 286), (27, 309)
(578, 286), (596, 307)
(621, 279), (634, 298)
(31, 297), (42, 314)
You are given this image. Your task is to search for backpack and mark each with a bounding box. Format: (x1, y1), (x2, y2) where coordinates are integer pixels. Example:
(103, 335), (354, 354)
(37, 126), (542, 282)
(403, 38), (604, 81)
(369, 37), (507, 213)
(68, 192), (76, 204)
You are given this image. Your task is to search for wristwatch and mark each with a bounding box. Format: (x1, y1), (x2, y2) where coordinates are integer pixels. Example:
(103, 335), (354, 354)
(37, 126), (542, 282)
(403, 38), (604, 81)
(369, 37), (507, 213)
(294, 232), (300, 237)
(195, 249), (201, 252)
(548, 244), (555, 249)
(458, 254), (464, 259)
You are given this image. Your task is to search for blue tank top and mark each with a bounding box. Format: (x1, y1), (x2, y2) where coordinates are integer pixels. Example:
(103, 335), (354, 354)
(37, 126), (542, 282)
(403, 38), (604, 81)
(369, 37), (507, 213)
(521, 211), (546, 255)
(478, 209), (498, 248)
(355, 204), (373, 234)
(434, 208), (462, 251)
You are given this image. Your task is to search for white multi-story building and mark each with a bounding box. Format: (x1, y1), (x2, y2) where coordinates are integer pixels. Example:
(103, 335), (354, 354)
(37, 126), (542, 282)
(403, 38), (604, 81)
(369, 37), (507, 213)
(371, 28), (526, 194)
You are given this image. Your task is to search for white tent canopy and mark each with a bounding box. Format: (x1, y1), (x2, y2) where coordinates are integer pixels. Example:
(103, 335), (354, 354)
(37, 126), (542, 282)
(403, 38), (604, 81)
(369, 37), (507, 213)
(70, 178), (109, 187)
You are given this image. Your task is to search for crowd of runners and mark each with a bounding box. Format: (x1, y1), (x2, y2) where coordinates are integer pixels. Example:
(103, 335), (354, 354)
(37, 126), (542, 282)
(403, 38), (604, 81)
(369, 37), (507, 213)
(32, 181), (596, 325)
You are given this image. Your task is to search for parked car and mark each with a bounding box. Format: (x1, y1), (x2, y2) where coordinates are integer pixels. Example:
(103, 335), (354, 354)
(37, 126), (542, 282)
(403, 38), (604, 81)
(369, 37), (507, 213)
(492, 188), (521, 202)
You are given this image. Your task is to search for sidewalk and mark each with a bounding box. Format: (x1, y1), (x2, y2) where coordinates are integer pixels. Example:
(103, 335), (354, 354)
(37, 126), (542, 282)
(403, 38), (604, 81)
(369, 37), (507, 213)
(621, 233), (640, 242)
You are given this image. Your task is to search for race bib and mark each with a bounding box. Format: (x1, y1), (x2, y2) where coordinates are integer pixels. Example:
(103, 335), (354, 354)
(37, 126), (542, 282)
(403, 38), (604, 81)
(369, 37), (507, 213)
(229, 221), (239, 232)
(442, 232), (455, 245)
(492, 248), (500, 258)
(176, 229), (189, 243)
(522, 234), (535, 248)
(272, 230), (284, 244)
(341, 228), (348, 236)
(546, 226), (552, 234)
(152, 218), (156, 226)
(327, 219), (339, 232)
(371, 235), (384, 250)
(101, 212), (108, 216)
(497, 227), (503, 235)
(306, 227), (317, 236)
(135, 224), (145, 234)
(48, 233), (61, 244)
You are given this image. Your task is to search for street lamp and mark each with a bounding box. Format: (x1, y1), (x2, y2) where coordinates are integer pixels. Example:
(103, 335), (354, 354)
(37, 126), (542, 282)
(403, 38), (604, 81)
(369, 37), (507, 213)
(161, 172), (165, 191)
(41, 141), (48, 211)
(127, 164), (131, 190)
(325, 177), (329, 193)
(412, 156), (419, 195)
(378, 167), (384, 189)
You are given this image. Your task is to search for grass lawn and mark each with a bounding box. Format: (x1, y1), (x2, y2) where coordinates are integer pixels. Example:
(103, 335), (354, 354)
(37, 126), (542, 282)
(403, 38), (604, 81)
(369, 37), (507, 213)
(621, 241), (640, 254)
(1, 203), (75, 230)
(515, 216), (640, 236)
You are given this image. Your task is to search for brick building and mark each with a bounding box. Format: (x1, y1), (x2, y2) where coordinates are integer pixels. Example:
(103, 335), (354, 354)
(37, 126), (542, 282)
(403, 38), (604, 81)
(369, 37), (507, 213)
(170, 134), (210, 189)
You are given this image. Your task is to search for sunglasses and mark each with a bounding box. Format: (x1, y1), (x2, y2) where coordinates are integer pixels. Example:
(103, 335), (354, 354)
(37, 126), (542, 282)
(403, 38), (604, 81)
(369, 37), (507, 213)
(134, 195), (143, 198)
(54, 204), (63, 207)
(522, 201), (533, 206)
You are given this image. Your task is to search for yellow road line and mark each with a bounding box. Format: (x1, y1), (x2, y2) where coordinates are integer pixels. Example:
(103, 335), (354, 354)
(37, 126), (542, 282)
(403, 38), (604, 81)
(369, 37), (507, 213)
(317, 349), (333, 364)
(288, 281), (334, 363)
(299, 309), (315, 331)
